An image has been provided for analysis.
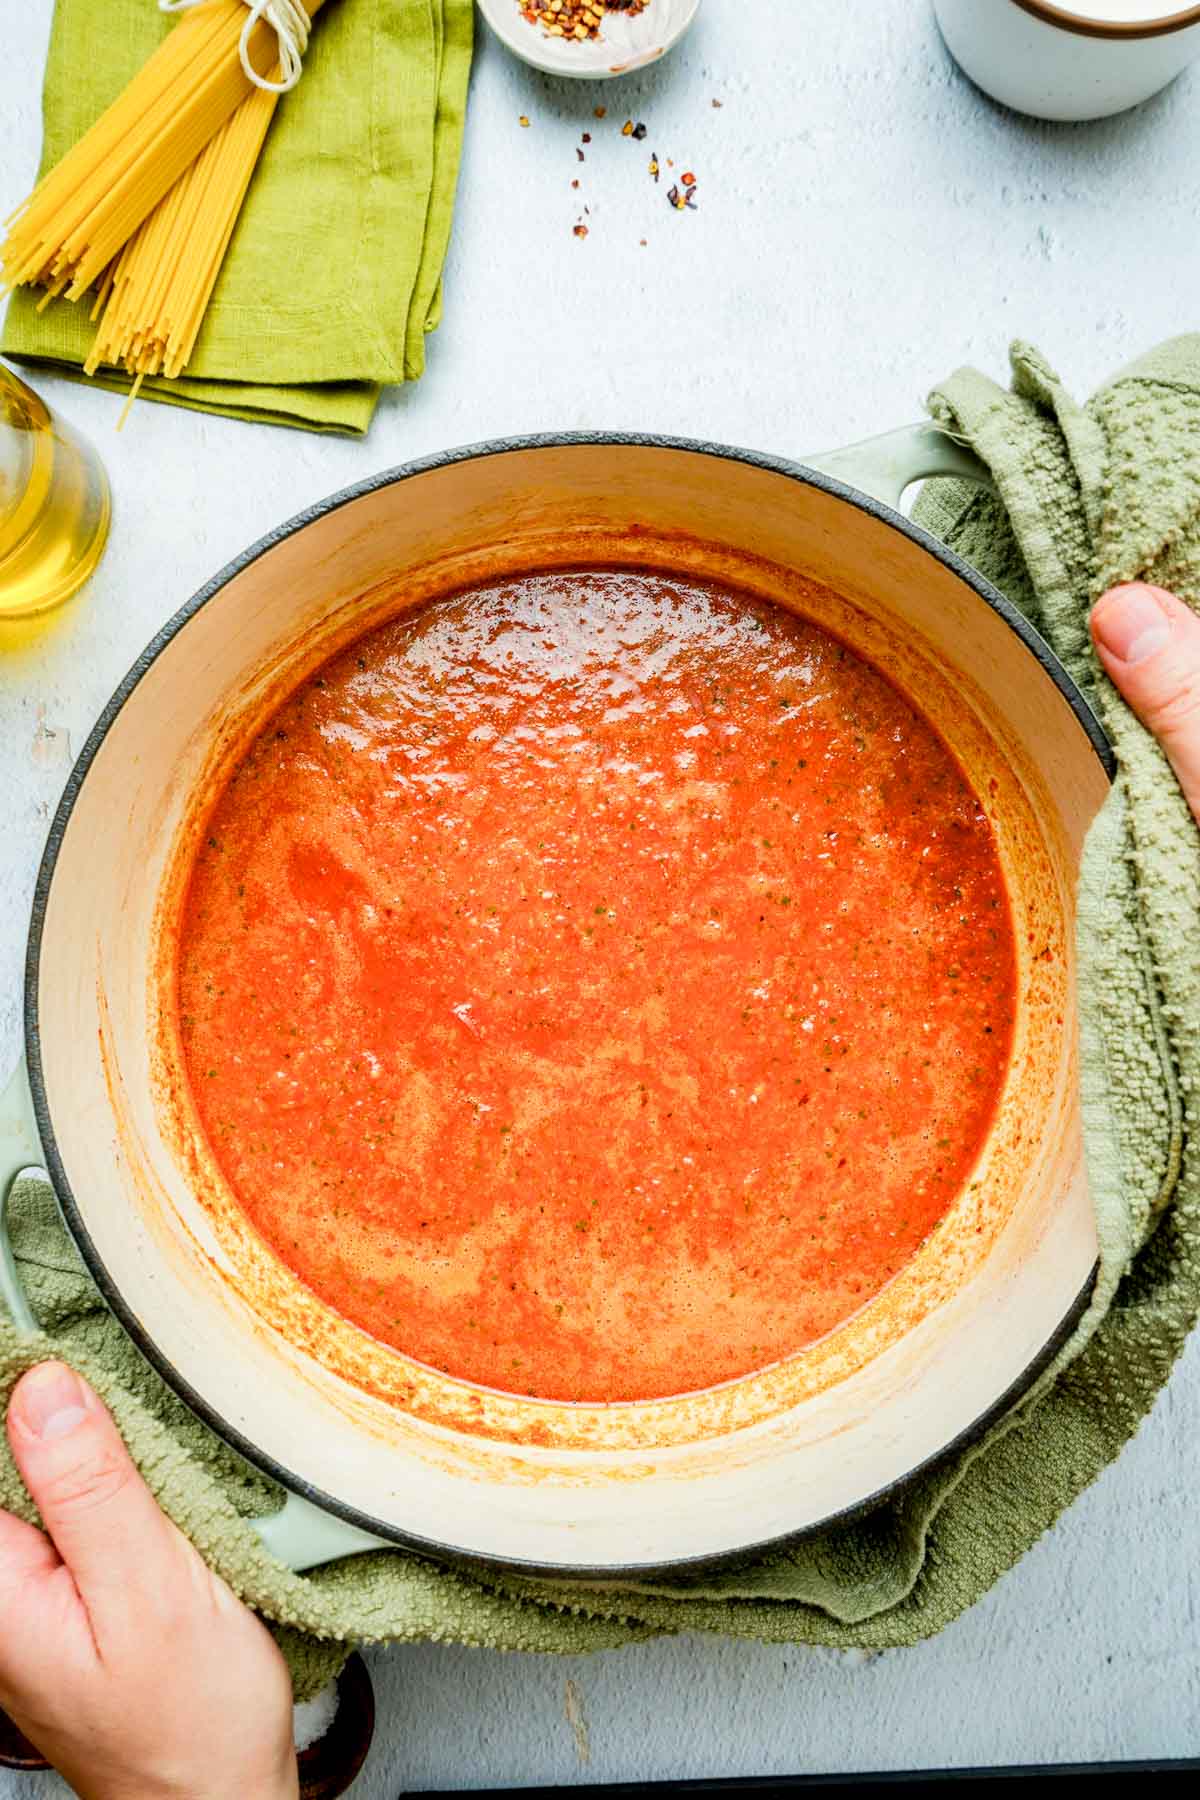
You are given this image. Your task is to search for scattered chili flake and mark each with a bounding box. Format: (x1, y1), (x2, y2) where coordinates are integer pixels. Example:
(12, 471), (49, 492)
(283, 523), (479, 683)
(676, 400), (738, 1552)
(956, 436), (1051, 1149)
(712, 97), (723, 108)
(577, 146), (585, 160)
(648, 152), (660, 181)
(666, 181), (697, 211)
(682, 170), (696, 185)
(582, 132), (591, 143)
(632, 121), (647, 140)
(621, 119), (634, 136)
(573, 223), (589, 238)
(594, 105), (606, 118)
(519, 115), (530, 127)
(571, 178), (580, 188)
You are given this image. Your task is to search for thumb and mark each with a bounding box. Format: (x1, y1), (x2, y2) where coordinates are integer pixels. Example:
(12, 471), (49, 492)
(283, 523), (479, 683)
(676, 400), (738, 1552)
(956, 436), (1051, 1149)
(1090, 583), (1200, 825)
(5, 1362), (184, 1639)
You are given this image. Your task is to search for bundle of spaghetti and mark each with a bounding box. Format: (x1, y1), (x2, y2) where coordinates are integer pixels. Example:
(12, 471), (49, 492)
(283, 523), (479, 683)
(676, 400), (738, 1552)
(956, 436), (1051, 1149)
(1, 1), (321, 307)
(85, 77), (279, 393)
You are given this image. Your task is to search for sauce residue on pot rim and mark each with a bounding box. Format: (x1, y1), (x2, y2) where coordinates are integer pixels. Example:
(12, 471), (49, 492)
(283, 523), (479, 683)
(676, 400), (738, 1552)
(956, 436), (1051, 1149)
(175, 568), (1017, 1403)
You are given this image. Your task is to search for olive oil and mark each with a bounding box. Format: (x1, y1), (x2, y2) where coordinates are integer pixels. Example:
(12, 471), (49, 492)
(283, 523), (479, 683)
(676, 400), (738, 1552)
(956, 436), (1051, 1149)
(0, 365), (110, 622)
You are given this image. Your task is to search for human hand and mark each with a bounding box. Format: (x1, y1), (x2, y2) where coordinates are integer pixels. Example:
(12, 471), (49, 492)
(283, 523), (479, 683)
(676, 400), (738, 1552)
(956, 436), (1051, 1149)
(1090, 581), (1200, 824)
(0, 1360), (298, 1799)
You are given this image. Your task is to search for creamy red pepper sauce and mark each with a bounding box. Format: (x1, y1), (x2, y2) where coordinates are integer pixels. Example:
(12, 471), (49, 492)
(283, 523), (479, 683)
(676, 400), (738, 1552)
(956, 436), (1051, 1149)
(178, 569), (1016, 1402)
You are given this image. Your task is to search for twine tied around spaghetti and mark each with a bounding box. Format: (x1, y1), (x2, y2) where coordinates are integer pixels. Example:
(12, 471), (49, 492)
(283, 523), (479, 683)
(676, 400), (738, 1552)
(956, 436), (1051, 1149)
(159, 0), (312, 94)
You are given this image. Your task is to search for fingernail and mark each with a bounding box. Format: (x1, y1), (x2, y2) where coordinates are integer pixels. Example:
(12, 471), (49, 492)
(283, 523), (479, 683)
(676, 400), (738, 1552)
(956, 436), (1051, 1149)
(15, 1362), (91, 1441)
(1092, 584), (1172, 665)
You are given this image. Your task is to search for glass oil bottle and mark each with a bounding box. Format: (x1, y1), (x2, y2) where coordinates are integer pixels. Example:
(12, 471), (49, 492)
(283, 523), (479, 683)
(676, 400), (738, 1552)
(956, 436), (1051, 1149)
(1, 363), (111, 623)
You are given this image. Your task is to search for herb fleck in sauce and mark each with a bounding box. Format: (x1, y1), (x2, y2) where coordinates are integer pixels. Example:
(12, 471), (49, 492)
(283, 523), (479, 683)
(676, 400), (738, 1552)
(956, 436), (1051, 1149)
(178, 569), (1017, 1402)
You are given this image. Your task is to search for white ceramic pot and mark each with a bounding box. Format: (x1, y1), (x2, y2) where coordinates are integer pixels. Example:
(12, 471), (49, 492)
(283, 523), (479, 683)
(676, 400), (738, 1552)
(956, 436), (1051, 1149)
(1, 426), (1112, 1576)
(934, 0), (1200, 121)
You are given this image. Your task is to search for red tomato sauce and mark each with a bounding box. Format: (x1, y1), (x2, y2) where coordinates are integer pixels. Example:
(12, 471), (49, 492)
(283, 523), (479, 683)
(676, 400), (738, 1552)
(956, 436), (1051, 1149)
(178, 570), (1016, 1402)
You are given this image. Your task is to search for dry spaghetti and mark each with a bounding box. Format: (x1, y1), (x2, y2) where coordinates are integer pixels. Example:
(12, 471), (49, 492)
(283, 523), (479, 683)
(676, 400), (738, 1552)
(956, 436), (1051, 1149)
(2, 1), (325, 394)
(86, 80), (279, 398)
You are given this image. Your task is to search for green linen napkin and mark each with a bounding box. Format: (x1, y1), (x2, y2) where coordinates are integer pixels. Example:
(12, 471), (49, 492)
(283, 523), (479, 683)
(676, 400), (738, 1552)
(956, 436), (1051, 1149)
(2, 338), (1199, 1698)
(1, 0), (473, 433)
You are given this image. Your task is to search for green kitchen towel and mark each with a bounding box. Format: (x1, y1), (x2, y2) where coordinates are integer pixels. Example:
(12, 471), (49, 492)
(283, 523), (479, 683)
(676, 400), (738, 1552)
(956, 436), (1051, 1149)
(3, 338), (1199, 1698)
(1, 0), (473, 433)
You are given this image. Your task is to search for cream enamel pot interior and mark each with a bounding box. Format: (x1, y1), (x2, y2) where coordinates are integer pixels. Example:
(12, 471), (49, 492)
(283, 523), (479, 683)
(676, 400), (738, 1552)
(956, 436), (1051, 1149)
(0, 426), (1114, 1577)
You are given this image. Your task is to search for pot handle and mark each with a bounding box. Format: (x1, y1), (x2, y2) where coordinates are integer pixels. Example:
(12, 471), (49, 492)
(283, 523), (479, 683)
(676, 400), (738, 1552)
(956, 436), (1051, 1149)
(251, 1491), (390, 1572)
(2, 1059), (385, 1570)
(803, 421), (992, 510)
(0, 1057), (42, 1335)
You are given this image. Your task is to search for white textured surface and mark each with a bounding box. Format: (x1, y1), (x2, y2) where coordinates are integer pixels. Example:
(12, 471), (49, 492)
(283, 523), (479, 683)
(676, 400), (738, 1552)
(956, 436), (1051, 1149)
(3, 1), (1200, 1793)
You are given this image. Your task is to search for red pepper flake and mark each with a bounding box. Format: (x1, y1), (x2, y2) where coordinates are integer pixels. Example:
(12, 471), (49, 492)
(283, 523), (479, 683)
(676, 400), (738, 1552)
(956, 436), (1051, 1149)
(521, 0), (650, 42)
(666, 181), (697, 212)
(573, 223), (589, 239)
(621, 119), (634, 137)
(577, 146), (585, 161)
(682, 170), (696, 185)
(594, 105), (607, 118)
(519, 115), (531, 128)
(582, 132), (592, 143)
(712, 97), (723, 108)
(571, 178), (580, 188)
(632, 121), (648, 140)
(648, 152), (660, 182)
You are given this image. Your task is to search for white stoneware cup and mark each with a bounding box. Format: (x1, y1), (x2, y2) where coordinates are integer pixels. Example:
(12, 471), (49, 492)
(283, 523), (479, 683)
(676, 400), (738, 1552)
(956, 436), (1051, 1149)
(933, 1), (1200, 121)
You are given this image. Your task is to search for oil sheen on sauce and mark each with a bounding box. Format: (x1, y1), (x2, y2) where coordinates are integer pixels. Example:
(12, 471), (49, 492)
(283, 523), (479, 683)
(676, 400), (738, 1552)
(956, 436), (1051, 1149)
(178, 569), (1017, 1403)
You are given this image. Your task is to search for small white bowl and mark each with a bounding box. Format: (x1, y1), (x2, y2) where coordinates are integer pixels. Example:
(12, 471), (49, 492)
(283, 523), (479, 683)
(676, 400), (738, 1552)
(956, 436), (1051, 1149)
(477, 0), (700, 80)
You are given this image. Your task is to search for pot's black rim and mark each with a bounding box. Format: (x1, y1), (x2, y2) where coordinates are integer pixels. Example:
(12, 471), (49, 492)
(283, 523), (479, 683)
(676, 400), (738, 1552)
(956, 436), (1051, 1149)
(24, 430), (1113, 1579)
